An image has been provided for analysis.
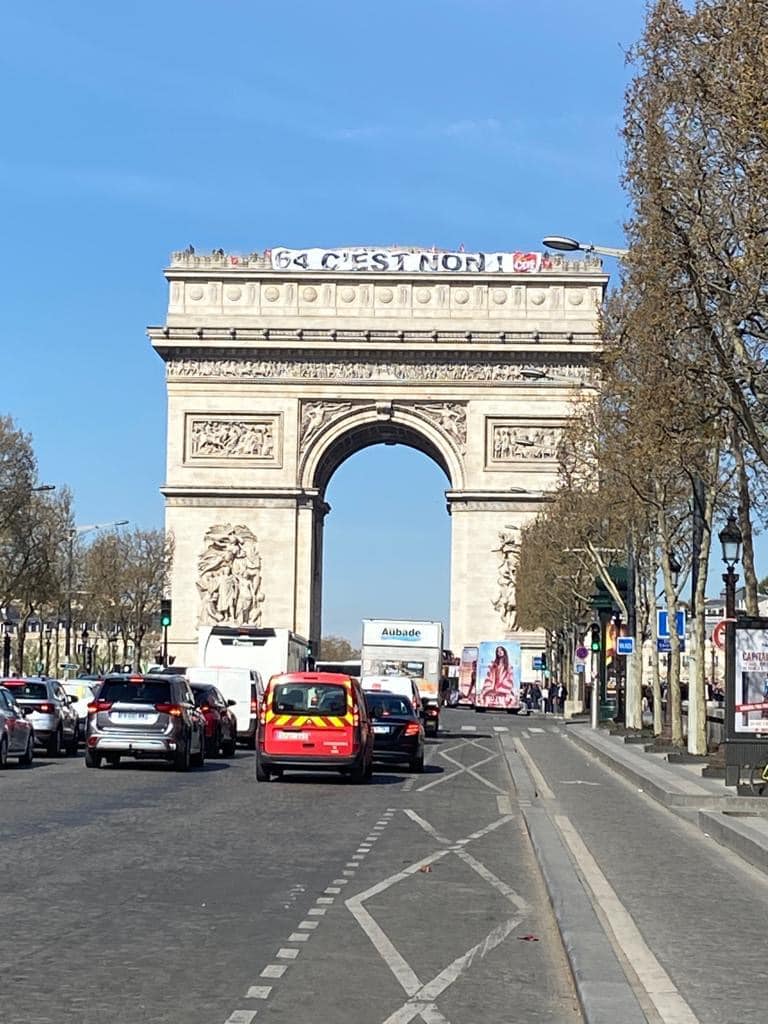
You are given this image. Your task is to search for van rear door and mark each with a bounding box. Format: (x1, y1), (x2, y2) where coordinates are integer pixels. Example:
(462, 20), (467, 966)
(264, 678), (353, 759)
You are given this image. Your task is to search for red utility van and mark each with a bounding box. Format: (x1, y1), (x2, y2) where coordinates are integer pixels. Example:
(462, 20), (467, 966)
(256, 672), (373, 783)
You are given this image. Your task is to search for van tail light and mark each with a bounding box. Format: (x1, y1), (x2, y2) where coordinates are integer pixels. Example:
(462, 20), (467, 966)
(87, 700), (113, 714)
(155, 702), (183, 717)
(251, 697), (259, 715)
(404, 722), (421, 736)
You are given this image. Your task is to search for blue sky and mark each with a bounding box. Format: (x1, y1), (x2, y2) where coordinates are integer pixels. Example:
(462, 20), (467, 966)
(3, 1), (657, 642)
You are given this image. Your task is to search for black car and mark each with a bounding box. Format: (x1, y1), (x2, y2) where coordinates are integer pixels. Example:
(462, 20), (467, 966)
(366, 692), (424, 772)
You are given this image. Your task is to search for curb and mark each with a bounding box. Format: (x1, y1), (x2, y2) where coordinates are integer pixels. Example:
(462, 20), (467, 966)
(501, 736), (647, 1024)
(699, 810), (768, 875)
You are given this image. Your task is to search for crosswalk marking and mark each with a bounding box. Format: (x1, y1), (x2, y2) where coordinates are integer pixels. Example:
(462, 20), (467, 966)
(461, 725), (477, 732)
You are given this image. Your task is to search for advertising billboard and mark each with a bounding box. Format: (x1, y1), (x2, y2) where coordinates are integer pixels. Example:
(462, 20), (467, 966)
(361, 620), (443, 649)
(458, 646), (479, 704)
(733, 625), (768, 734)
(475, 641), (522, 711)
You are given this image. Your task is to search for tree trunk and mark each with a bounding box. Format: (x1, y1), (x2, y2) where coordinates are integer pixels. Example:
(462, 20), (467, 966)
(648, 550), (663, 737)
(625, 529), (643, 730)
(733, 431), (759, 614)
(688, 463), (716, 755)
(658, 516), (683, 748)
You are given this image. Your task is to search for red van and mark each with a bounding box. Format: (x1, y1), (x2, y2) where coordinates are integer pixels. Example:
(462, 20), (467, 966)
(256, 672), (373, 783)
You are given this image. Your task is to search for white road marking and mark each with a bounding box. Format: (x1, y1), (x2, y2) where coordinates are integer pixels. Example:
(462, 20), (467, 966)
(261, 964), (287, 978)
(316, 897), (334, 904)
(515, 737), (555, 800)
(288, 932), (309, 942)
(496, 794), (513, 814)
(308, 907), (326, 916)
(298, 920), (318, 929)
(560, 780), (601, 786)
(439, 745), (503, 794)
(556, 815), (701, 1024)
(461, 725), (477, 732)
(521, 729), (530, 739)
(343, 869), (356, 876)
(346, 861), (360, 868)
(415, 739), (501, 793)
(245, 986), (271, 999)
(333, 878), (349, 885)
(226, 1011), (258, 1024)
(529, 727), (545, 733)
(347, 810), (528, 1024)
(351, 854), (365, 861)
(493, 726), (509, 732)
(325, 886), (341, 894)
(277, 948), (299, 959)
(358, 845), (372, 851)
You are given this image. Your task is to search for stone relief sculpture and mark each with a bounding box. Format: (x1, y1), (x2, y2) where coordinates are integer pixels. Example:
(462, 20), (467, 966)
(167, 356), (592, 385)
(197, 524), (265, 625)
(492, 425), (560, 461)
(190, 418), (275, 459)
(492, 530), (520, 631)
(300, 401), (355, 448)
(415, 402), (467, 454)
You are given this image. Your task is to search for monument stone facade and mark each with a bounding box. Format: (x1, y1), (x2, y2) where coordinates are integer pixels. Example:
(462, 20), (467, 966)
(149, 245), (607, 665)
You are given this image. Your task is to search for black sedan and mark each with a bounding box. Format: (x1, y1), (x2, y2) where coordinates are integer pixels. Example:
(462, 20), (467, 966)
(366, 693), (425, 772)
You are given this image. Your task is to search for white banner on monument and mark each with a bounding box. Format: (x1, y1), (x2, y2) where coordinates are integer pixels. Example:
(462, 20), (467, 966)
(270, 246), (546, 275)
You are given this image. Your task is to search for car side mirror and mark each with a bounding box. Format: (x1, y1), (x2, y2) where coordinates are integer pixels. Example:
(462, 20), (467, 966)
(227, 699), (237, 707)
(22, 706), (34, 716)
(68, 694), (79, 704)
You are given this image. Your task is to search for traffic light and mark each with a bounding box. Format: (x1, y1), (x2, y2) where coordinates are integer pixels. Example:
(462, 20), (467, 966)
(160, 598), (172, 629)
(590, 623), (601, 652)
(540, 653), (547, 670)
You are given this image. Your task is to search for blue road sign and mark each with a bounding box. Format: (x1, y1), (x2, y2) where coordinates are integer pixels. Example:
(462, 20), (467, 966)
(657, 609), (686, 639)
(532, 656), (544, 670)
(617, 636), (635, 656)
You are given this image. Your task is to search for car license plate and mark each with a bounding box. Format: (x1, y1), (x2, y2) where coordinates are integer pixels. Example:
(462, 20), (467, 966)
(276, 730), (309, 741)
(373, 725), (390, 734)
(114, 712), (150, 722)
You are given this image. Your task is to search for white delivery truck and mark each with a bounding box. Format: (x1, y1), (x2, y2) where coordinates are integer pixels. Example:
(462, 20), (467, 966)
(360, 619), (444, 734)
(195, 626), (311, 747)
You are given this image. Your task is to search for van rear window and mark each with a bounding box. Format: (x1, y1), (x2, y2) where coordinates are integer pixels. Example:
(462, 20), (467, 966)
(272, 683), (347, 716)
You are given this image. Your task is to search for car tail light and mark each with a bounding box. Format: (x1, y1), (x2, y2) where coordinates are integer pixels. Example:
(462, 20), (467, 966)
(259, 694), (269, 726)
(87, 699), (113, 714)
(199, 704), (211, 713)
(155, 702), (183, 717)
(38, 702), (54, 713)
(426, 707), (438, 717)
(404, 722), (421, 736)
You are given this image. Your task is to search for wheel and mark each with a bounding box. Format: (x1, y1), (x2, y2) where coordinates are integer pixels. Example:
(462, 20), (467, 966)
(47, 727), (63, 758)
(349, 755), (370, 784)
(507, 708), (519, 715)
(427, 722), (439, 737)
(364, 755), (373, 781)
(85, 748), (102, 768)
(66, 723), (79, 755)
(173, 737), (191, 772)
(749, 763), (768, 797)
(191, 731), (206, 768)
(105, 754), (121, 767)
(221, 731), (237, 758)
(19, 735), (34, 766)
(475, 707), (486, 714)
(204, 729), (219, 758)
(410, 752), (425, 773)
(0, 736), (7, 769)
(255, 754), (271, 782)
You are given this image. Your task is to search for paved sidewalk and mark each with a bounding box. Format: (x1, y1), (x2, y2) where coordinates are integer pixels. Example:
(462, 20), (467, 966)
(566, 723), (768, 877)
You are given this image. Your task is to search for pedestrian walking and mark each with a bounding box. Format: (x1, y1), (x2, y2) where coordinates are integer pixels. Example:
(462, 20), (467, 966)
(555, 682), (567, 714)
(540, 684), (549, 714)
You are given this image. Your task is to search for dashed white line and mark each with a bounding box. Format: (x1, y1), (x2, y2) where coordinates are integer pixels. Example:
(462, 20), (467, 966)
(288, 932), (309, 942)
(316, 897), (334, 904)
(245, 986), (271, 999)
(308, 907), (326, 916)
(226, 1011), (258, 1024)
(261, 964), (287, 978)
(277, 948), (299, 960)
(461, 725), (477, 732)
(325, 886), (341, 894)
(493, 726), (509, 732)
(345, 862), (359, 868)
(343, 869), (356, 876)
(298, 920), (318, 930)
(529, 727), (545, 734)
(332, 878), (349, 886)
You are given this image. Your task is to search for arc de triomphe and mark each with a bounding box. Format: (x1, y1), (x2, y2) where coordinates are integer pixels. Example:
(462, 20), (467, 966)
(148, 246), (606, 664)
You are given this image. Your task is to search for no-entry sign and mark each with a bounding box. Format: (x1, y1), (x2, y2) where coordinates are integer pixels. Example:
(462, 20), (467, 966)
(713, 618), (734, 651)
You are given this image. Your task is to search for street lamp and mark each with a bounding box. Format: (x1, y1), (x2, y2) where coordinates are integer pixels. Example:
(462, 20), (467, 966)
(81, 627), (90, 672)
(32, 484), (56, 493)
(669, 552), (682, 590)
(719, 512), (743, 620)
(542, 235), (630, 259)
(65, 520), (129, 660)
(1, 617), (13, 677)
(44, 624), (53, 675)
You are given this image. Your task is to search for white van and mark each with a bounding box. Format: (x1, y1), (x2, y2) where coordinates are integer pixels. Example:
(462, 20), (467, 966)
(361, 675), (422, 714)
(186, 667), (264, 748)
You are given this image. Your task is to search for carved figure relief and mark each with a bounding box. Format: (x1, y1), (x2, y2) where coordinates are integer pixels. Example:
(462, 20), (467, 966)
(414, 402), (467, 454)
(197, 524), (265, 625)
(188, 417), (276, 460)
(300, 401), (355, 449)
(492, 530), (520, 631)
(491, 425), (560, 461)
(167, 356), (592, 386)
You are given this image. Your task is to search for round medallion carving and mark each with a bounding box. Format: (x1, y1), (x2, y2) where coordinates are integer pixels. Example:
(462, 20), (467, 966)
(568, 290), (585, 306)
(225, 286), (242, 301)
(491, 289), (507, 305)
(529, 290), (546, 306)
(302, 286), (318, 302)
(340, 286), (355, 303)
(188, 285), (204, 301)
(263, 286), (280, 302)
(415, 288), (431, 304)
(378, 288), (394, 304)
(454, 288), (469, 305)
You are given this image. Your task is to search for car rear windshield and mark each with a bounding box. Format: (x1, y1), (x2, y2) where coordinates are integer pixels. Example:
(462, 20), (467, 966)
(5, 682), (48, 700)
(99, 680), (172, 705)
(272, 683), (348, 716)
(367, 695), (414, 717)
(191, 686), (215, 706)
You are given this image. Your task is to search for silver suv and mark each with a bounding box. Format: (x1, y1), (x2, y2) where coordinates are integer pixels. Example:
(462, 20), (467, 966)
(2, 677), (79, 756)
(85, 673), (206, 771)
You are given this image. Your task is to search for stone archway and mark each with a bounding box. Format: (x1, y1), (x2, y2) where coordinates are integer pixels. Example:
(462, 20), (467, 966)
(149, 244), (606, 666)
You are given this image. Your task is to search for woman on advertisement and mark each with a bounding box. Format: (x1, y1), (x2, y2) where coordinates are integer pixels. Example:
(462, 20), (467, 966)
(479, 645), (516, 708)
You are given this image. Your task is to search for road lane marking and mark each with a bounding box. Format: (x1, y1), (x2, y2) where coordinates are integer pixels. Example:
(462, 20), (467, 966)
(415, 738), (501, 793)
(261, 964), (287, 978)
(308, 907), (326, 915)
(514, 738), (555, 800)
(529, 727), (545, 733)
(298, 920), (318, 929)
(404, 809), (452, 845)
(521, 729), (530, 738)
(439, 747), (503, 794)
(288, 932), (309, 942)
(493, 726), (509, 732)
(245, 986), (271, 999)
(560, 779), (601, 786)
(277, 948), (299, 959)
(496, 794), (513, 814)
(461, 725), (477, 731)
(332, 878), (349, 885)
(226, 1011), (258, 1023)
(555, 814), (701, 1024)
(325, 886), (341, 893)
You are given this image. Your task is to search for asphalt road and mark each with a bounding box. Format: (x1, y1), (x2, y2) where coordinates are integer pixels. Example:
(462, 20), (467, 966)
(0, 709), (581, 1024)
